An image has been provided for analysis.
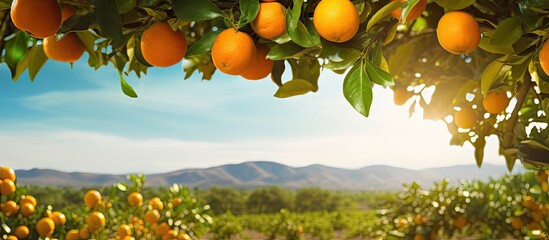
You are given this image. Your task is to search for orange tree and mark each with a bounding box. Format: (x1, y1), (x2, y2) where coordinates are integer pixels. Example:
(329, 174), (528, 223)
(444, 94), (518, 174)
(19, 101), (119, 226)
(0, 0), (548, 169)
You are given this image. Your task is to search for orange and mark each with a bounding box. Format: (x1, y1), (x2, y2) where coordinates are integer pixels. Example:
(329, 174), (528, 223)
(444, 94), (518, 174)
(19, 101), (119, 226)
(61, 5), (75, 22)
(413, 235), (424, 240)
(241, 45), (274, 80)
(43, 32), (85, 63)
(178, 233), (192, 240)
(84, 189), (102, 208)
(87, 211), (106, 232)
(0, 178), (16, 195)
(251, 2), (286, 39)
(79, 228), (90, 239)
(2, 200), (19, 216)
(483, 91), (510, 114)
(0, 166), (16, 181)
(20, 195), (37, 207)
(437, 11), (480, 54)
(157, 222), (170, 235)
(65, 229), (80, 240)
(211, 28), (256, 75)
(144, 210), (161, 224)
(51, 211), (67, 225)
(141, 22), (187, 67)
(14, 226), (29, 239)
(393, 88), (413, 105)
(36, 218), (55, 238)
(6, 236), (17, 240)
(454, 107), (476, 129)
(163, 230), (177, 240)
(453, 215), (467, 229)
(10, 0), (62, 38)
(391, 0), (427, 22)
(20, 202), (35, 217)
(522, 196), (534, 209)
(539, 40), (549, 76)
(313, 0), (359, 43)
(149, 197), (164, 211)
(171, 197), (183, 208)
(128, 192), (144, 207)
(414, 215), (426, 225)
(117, 224), (132, 237)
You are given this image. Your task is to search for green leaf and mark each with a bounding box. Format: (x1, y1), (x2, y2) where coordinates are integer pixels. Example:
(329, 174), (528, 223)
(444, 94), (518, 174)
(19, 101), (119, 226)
(274, 79), (315, 98)
(5, 32), (29, 80)
(271, 61), (285, 87)
(95, 0), (124, 42)
(267, 43), (304, 60)
(343, 61), (373, 117)
(489, 17), (524, 46)
(120, 73), (138, 98)
(76, 31), (104, 69)
(238, 0), (260, 27)
(479, 37), (515, 54)
(474, 136), (486, 168)
(59, 13), (95, 34)
(365, 60), (394, 87)
(0, 0), (11, 10)
(27, 45), (48, 81)
(287, 6), (320, 47)
(388, 43), (414, 79)
(287, 0), (303, 31)
(173, 0), (223, 21)
(434, 0), (475, 10)
(186, 30), (221, 57)
(366, 1), (401, 31)
(480, 57), (506, 96)
(400, 0), (420, 23)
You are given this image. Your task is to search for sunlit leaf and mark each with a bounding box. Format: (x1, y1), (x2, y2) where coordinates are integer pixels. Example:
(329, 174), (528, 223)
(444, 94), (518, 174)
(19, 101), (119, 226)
(343, 61), (373, 117)
(366, 1), (401, 31)
(274, 79), (315, 98)
(173, 0), (223, 21)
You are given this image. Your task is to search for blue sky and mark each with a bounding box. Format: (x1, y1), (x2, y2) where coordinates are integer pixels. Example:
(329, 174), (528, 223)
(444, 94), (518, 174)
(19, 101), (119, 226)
(0, 56), (508, 174)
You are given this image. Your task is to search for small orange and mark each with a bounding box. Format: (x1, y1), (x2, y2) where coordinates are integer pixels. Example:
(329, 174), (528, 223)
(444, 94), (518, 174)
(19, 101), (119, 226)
(163, 230), (178, 240)
(211, 28), (256, 75)
(20, 202), (35, 217)
(128, 192), (144, 207)
(79, 228), (90, 239)
(393, 88), (414, 105)
(171, 197), (183, 208)
(65, 229), (80, 240)
(20, 195), (37, 207)
(87, 211), (106, 232)
(61, 5), (75, 22)
(51, 211), (67, 225)
(144, 210), (161, 224)
(14, 226), (30, 239)
(179, 233), (192, 240)
(483, 91), (510, 114)
(437, 11), (480, 54)
(157, 222), (170, 235)
(83, 189), (102, 208)
(391, 0), (427, 22)
(10, 0), (62, 38)
(454, 107), (477, 129)
(313, 0), (359, 43)
(241, 45), (274, 80)
(141, 22), (187, 67)
(1, 200), (19, 217)
(539, 40), (549, 76)
(117, 224), (132, 237)
(453, 215), (467, 229)
(149, 197), (164, 211)
(6, 236), (17, 240)
(251, 2), (286, 39)
(0, 166), (16, 181)
(0, 178), (16, 195)
(36, 218), (55, 238)
(43, 33), (86, 63)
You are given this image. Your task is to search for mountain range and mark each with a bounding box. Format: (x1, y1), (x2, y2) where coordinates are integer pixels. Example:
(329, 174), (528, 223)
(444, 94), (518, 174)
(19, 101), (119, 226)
(14, 161), (524, 191)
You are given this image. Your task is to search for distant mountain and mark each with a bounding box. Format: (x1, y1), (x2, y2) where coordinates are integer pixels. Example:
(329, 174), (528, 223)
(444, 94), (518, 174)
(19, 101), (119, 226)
(14, 161), (525, 191)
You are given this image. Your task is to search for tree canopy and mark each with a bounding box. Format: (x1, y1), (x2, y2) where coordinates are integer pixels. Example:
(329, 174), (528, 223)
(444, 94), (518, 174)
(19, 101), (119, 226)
(0, 0), (548, 169)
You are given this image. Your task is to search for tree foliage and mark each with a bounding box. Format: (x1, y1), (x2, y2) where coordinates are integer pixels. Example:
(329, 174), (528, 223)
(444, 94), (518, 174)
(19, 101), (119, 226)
(0, 0), (548, 168)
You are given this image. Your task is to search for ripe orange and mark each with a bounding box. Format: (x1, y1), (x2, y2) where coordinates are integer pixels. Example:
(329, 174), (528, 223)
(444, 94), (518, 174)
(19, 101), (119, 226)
(14, 226), (30, 239)
(149, 197), (164, 211)
(393, 88), (414, 105)
(157, 222), (170, 235)
(128, 192), (144, 207)
(483, 91), (510, 114)
(251, 2), (286, 39)
(36, 218), (55, 238)
(6, 236), (17, 240)
(391, 0), (427, 22)
(453, 215), (467, 229)
(163, 230), (178, 240)
(20, 195), (37, 207)
(0, 179), (16, 195)
(211, 28), (256, 75)
(171, 197), (183, 208)
(313, 0), (359, 43)
(539, 40), (549, 76)
(241, 45), (274, 80)
(51, 211), (67, 225)
(141, 22), (187, 67)
(65, 229), (80, 240)
(10, 0), (62, 38)
(454, 107), (477, 129)
(20, 202), (35, 217)
(87, 211), (106, 232)
(43, 33), (85, 63)
(84, 190), (102, 208)
(0, 166), (16, 181)
(79, 228), (90, 239)
(436, 11), (480, 54)
(117, 224), (132, 237)
(144, 210), (161, 224)
(61, 5), (75, 22)
(179, 233), (192, 240)
(1, 200), (19, 217)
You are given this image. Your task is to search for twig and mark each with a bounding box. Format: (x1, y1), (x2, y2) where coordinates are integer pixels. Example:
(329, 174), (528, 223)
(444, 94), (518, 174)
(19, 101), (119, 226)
(502, 74), (535, 147)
